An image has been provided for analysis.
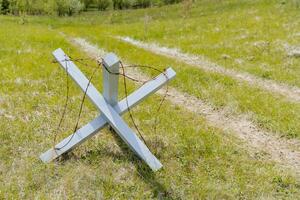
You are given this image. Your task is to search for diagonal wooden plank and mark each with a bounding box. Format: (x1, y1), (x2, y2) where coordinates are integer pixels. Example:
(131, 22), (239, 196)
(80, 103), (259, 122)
(51, 48), (169, 171)
(40, 67), (176, 163)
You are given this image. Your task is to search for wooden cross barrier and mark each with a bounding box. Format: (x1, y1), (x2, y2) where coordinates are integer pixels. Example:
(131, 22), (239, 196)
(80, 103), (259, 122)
(40, 48), (176, 171)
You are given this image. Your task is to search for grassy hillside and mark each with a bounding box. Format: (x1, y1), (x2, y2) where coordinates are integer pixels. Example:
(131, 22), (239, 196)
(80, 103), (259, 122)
(1, 0), (300, 199)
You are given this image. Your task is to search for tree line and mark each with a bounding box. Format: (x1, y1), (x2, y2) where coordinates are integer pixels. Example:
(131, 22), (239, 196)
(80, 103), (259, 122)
(0, 0), (182, 16)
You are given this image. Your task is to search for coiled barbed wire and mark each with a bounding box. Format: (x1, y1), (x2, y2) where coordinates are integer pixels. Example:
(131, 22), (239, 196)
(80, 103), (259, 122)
(52, 55), (169, 155)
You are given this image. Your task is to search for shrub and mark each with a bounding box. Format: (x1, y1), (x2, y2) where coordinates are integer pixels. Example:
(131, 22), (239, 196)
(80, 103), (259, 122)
(0, 0), (83, 16)
(1, 0), (9, 14)
(112, 0), (133, 9)
(96, 0), (110, 10)
(162, 0), (182, 5)
(0, 0), (180, 15)
(55, 0), (84, 16)
(133, 0), (151, 8)
(112, 0), (122, 9)
(68, 0), (84, 15)
(81, 0), (94, 10)
(122, 0), (133, 8)
(15, 0), (47, 15)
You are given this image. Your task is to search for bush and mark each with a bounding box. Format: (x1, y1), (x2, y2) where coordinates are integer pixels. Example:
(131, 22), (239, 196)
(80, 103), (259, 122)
(1, 0), (83, 16)
(112, 0), (122, 9)
(1, 0), (9, 14)
(15, 0), (48, 15)
(112, 0), (133, 9)
(0, 0), (180, 15)
(81, 0), (94, 10)
(133, 0), (151, 8)
(3, 0), (83, 16)
(122, 0), (133, 8)
(96, 0), (110, 10)
(55, 0), (84, 16)
(162, 0), (182, 5)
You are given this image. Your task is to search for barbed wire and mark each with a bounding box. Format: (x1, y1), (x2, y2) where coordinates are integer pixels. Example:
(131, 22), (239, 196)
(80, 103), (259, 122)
(121, 63), (169, 136)
(52, 55), (169, 156)
(119, 62), (169, 140)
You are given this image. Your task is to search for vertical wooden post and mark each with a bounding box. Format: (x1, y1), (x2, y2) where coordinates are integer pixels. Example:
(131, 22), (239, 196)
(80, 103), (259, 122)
(102, 53), (120, 106)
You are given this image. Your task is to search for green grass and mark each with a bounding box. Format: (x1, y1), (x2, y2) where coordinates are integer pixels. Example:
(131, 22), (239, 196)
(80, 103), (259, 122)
(58, 28), (300, 139)
(110, 0), (300, 87)
(8, 0), (299, 139)
(102, 0), (300, 87)
(28, 0), (300, 87)
(1, 0), (300, 199)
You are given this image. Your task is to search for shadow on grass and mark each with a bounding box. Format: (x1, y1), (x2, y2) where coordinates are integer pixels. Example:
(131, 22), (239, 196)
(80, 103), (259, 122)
(77, 128), (177, 199)
(110, 128), (175, 199)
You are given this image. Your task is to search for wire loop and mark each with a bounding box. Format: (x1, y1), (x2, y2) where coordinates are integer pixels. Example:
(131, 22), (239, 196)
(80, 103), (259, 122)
(52, 55), (169, 154)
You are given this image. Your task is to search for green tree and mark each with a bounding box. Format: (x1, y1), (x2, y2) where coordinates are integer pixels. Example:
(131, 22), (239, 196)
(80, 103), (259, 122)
(1, 0), (10, 14)
(112, 0), (132, 9)
(96, 0), (110, 10)
(81, 0), (94, 10)
(55, 0), (84, 16)
(163, 0), (182, 5)
(134, 0), (151, 8)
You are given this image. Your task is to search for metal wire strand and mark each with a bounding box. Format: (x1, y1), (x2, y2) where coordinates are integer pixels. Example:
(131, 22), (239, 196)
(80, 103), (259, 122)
(119, 61), (150, 148)
(53, 56), (170, 155)
(54, 58), (100, 151)
(122, 63), (169, 135)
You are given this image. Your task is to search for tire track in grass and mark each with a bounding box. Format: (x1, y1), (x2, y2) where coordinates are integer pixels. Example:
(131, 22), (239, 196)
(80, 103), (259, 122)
(67, 36), (300, 177)
(118, 36), (300, 103)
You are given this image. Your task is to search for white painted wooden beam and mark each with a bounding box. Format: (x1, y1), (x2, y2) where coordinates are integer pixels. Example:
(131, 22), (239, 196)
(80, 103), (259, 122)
(42, 48), (176, 171)
(102, 53), (120, 106)
(40, 66), (176, 164)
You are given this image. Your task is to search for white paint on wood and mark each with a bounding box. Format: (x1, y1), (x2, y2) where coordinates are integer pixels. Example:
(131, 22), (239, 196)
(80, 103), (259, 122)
(41, 48), (176, 171)
(40, 67), (176, 163)
(102, 53), (120, 106)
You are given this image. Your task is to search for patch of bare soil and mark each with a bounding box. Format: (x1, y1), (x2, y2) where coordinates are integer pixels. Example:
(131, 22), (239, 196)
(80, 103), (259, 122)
(284, 43), (300, 58)
(119, 37), (300, 103)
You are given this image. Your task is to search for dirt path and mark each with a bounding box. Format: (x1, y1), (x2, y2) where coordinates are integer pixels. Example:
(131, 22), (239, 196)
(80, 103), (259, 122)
(68, 37), (300, 177)
(118, 37), (300, 103)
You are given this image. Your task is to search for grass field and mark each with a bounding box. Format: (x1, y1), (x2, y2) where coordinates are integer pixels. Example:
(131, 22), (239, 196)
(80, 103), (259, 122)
(1, 0), (300, 199)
